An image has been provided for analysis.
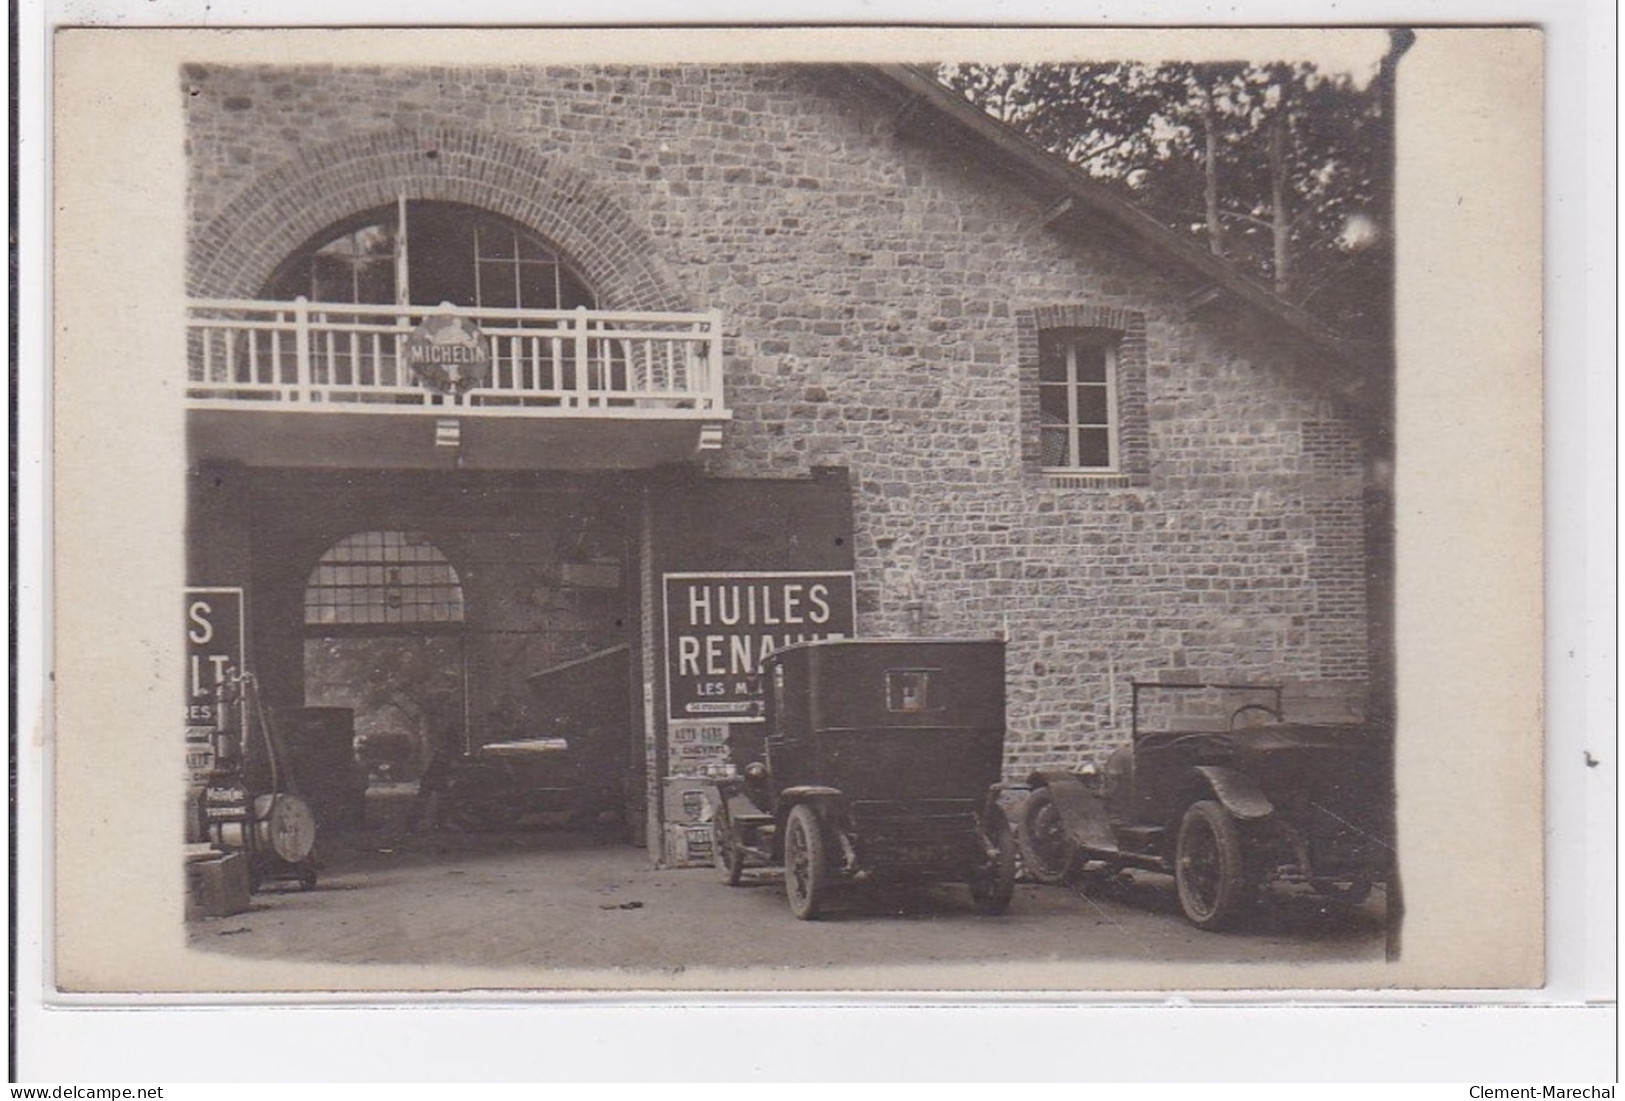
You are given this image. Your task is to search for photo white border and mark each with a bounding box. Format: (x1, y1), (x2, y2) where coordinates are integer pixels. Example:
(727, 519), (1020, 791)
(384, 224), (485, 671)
(14, 0), (1616, 1081)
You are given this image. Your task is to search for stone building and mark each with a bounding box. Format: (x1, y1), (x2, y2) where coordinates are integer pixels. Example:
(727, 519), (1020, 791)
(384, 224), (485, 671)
(182, 62), (1386, 862)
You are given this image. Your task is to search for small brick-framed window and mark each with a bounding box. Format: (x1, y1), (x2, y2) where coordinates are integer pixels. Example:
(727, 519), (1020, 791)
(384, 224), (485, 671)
(1018, 306), (1149, 487)
(1039, 330), (1120, 471)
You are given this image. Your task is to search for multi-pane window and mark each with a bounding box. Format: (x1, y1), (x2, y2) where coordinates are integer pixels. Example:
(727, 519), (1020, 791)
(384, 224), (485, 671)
(1038, 329), (1119, 472)
(272, 201), (595, 312)
(472, 217), (592, 311)
(306, 223), (397, 305)
(304, 531), (464, 627)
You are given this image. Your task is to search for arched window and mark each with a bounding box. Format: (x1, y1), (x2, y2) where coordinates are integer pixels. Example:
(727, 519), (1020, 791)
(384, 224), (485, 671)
(304, 531), (464, 627)
(267, 201), (597, 312)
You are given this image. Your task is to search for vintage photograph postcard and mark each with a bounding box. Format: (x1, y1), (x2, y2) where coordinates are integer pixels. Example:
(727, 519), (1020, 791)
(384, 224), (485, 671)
(47, 25), (1543, 996)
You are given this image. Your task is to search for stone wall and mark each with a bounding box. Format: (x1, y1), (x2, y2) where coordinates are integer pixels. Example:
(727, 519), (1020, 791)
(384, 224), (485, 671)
(185, 63), (1374, 772)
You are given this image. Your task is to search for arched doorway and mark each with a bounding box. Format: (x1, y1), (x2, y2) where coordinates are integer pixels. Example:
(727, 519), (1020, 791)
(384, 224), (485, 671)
(301, 530), (468, 785)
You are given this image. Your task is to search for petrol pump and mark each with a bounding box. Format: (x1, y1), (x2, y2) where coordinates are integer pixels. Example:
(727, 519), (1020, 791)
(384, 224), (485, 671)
(203, 669), (320, 891)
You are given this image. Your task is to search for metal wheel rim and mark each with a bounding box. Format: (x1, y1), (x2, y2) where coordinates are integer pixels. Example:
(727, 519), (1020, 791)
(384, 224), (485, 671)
(1179, 817), (1223, 919)
(1026, 798), (1070, 877)
(787, 816), (811, 905)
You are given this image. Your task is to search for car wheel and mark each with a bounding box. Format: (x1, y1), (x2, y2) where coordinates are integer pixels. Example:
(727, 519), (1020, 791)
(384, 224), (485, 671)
(970, 812), (1018, 916)
(1018, 787), (1078, 885)
(784, 804), (828, 920)
(1311, 877), (1372, 905)
(1175, 800), (1253, 931)
(713, 804), (745, 886)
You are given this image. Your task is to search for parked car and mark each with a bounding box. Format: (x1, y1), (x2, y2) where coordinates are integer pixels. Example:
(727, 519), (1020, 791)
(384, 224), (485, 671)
(1020, 681), (1392, 930)
(441, 737), (586, 828)
(710, 638), (1017, 920)
(438, 646), (630, 830)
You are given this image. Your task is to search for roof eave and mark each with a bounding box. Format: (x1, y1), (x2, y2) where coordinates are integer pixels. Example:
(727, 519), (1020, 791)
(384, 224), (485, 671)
(843, 62), (1389, 422)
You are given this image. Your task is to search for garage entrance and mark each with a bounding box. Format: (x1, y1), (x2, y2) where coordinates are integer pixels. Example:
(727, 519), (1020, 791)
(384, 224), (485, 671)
(301, 531), (469, 785)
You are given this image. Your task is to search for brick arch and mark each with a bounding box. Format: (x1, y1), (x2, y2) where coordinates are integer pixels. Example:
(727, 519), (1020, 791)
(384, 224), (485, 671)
(189, 127), (689, 311)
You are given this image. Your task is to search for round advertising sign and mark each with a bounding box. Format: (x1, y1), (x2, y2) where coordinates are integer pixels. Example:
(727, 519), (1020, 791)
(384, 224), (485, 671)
(406, 314), (491, 394)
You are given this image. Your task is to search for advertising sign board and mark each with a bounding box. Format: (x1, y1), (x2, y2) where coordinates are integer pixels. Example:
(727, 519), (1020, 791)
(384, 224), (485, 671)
(406, 313), (491, 394)
(662, 571), (855, 723)
(185, 587), (244, 781)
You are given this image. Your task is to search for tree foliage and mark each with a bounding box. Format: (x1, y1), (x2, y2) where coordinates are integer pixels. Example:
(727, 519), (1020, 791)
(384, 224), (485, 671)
(938, 61), (1391, 341)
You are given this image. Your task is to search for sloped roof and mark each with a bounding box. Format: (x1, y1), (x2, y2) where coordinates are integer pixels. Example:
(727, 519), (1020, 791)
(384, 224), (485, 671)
(842, 63), (1388, 422)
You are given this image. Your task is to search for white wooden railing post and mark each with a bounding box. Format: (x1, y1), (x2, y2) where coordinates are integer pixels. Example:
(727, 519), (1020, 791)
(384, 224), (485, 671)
(573, 305), (590, 407)
(196, 311), (211, 384)
(444, 302), (460, 409)
(706, 310), (724, 410)
(293, 296), (312, 403)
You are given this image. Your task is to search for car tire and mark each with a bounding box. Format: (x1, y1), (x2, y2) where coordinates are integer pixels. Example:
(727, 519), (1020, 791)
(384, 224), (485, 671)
(784, 804), (828, 920)
(970, 812), (1017, 916)
(1018, 787), (1078, 885)
(1175, 800), (1253, 931)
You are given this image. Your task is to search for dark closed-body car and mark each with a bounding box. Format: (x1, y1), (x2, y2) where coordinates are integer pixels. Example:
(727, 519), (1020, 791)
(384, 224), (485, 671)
(710, 638), (1017, 920)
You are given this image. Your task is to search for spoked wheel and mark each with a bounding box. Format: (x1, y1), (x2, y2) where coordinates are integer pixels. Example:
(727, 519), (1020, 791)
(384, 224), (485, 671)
(969, 813), (1018, 915)
(1018, 787), (1079, 885)
(784, 804), (828, 920)
(1174, 800), (1254, 931)
(713, 803), (745, 886)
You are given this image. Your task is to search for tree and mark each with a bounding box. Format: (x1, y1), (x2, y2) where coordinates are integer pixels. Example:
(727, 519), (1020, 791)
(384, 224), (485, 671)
(937, 60), (1391, 341)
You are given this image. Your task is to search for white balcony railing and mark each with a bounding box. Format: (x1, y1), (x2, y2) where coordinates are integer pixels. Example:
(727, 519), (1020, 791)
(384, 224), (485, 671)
(187, 299), (725, 415)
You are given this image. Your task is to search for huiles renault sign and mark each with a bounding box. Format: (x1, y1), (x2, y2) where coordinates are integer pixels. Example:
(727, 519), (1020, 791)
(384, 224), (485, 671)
(185, 587), (244, 781)
(663, 571), (855, 722)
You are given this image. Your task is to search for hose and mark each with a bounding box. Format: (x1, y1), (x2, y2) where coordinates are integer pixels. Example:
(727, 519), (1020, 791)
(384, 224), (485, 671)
(241, 671), (288, 796)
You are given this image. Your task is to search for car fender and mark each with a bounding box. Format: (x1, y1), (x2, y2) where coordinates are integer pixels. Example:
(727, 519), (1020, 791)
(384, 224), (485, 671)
(980, 781), (1023, 825)
(1023, 768), (1078, 791)
(1191, 765), (1274, 820)
(776, 785), (844, 816)
(721, 788), (773, 824)
(776, 787), (849, 858)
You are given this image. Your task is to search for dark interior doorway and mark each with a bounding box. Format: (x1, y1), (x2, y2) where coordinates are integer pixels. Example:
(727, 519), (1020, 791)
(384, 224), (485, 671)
(300, 530), (469, 783)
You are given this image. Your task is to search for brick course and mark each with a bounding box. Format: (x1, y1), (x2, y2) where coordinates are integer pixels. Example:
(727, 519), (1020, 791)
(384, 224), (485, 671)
(186, 63), (1375, 771)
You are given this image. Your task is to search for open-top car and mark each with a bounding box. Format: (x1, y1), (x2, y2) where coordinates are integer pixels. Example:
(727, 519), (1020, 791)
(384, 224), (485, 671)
(1020, 681), (1392, 930)
(710, 638), (1017, 920)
